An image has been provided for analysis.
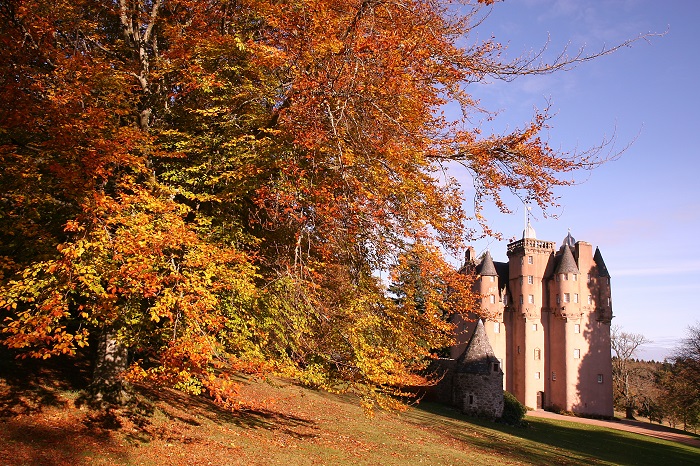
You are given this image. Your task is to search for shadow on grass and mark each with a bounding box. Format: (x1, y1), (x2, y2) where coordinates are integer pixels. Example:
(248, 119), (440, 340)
(409, 402), (700, 466)
(0, 418), (130, 466)
(136, 381), (320, 441)
(0, 347), (91, 419)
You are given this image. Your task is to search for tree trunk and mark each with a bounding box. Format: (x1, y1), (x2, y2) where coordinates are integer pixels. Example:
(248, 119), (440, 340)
(90, 329), (129, 405)
(625, 405), (635, 420)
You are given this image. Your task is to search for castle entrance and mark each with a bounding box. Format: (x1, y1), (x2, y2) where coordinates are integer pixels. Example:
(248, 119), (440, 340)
(537, 391), (545, 409)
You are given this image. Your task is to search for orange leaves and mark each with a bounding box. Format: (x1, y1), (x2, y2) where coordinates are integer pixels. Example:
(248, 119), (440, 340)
(0, 0), (628, 411)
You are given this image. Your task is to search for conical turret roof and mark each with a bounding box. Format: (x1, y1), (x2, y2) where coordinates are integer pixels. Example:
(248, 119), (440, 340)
(594, 247), (610, 277)
(455, 320), (500, 374)
(562, 230), (576, 248)
(476, 250), (498, 276)
(556, 244), (580, 275)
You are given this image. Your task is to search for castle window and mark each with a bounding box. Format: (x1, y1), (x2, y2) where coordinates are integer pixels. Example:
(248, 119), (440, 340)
(574, 293), (579, 303)
(519, 295), (523, 305)
(574, 349), (581, 359)
(535, 371), (541, 380)
(552, 371), (556, 381)
(587, 273), (592, 282)
(493, 362), (500, 372)
(588, 295), (593, 305)
(556, 295), (560, 304)
(563, 293), (570, 303)
(528, 294), (534, 304)
(528, 275), (534, 284)
(528, 256), (533, 264)
(532, 323), (538, 331)
(490, 275), (495, 282)
(556, 274), (560, 282)
(534, 348), (541, 360)
(607, 297), (611, 306)
(494, 322), (500, 333)
(573, 274), (578, 281)
(597, 374), (604, 384)
(489, 295), (496, 304)
(563, 273), (568, 281)
(469, 394), (474, 405)
(503, 294), (508, 305)
(574, 324), (581, 334)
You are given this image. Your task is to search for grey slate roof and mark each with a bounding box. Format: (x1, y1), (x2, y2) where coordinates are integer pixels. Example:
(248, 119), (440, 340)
(555, 245), (580, 275)
(562, 231), (576, 248)
(594, 247), (610, 277)
(455, 320), (500, 374)
(476, 251), (498, 276)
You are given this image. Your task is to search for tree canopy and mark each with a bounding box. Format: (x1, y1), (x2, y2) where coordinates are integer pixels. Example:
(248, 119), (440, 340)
(0, 0), (643, 409)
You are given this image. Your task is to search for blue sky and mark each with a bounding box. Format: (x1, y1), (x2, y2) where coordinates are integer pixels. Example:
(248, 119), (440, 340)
(450, 0), (700, 360)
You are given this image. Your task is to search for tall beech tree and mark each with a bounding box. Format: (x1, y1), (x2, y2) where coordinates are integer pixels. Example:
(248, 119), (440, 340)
(0, 0), (648, 409)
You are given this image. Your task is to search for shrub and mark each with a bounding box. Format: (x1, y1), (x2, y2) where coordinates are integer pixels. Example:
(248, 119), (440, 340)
(499, 391), (527, 426)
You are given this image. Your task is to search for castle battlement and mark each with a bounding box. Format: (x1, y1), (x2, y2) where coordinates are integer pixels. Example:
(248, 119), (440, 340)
(507, 238), (555, 254)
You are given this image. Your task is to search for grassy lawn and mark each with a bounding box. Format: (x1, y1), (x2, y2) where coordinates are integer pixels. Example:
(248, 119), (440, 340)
(1, 356), (698, 465)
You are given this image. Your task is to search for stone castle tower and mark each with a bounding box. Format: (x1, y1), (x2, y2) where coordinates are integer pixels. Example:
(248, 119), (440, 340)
(451, 223), (614, 417)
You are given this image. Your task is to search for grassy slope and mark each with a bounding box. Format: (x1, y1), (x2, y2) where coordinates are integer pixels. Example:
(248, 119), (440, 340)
(1, 355), (698, 466)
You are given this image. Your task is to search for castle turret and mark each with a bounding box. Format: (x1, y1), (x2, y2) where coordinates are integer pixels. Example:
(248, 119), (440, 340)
(453, 319), (504, 419)
(549, 237), (583, 411)
(593, 247), (613, 323)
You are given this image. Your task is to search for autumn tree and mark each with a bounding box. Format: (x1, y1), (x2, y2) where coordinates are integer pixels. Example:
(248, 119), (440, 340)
(660, 323), (700, 431)
(611, 325), (652, 419)
(1, 0), (651, 409)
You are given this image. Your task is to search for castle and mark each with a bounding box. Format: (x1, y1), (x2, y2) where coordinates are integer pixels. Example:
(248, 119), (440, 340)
(451, 222), (614, 417)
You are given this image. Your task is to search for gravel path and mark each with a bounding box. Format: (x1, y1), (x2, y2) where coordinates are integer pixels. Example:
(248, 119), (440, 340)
(526, 410), (700, 448)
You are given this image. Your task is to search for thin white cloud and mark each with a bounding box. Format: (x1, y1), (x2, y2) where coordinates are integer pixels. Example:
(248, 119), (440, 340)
(614, 261), (700, 277)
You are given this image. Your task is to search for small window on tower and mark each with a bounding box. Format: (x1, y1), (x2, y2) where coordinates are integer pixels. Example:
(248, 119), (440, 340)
(564, 293), (570, 303)
(503, 295), (508, 305)
(608, 297), (611, 306)
(556, 295), (561, 304)
(493, 362), (500, 372)
(574, 293), (579, 303)
(489, 295), (496, 304)
(552, 371), (557, 381)
(494, 322), (500, 333)
(520, 295), (524, 304)
(532, 323), (538, 331)
(573, 274), (578, 281)
(574, 324), (581, 334)
(528, 275), (534, 284)
(587, 273), (592, 282)
(588, 295), (593, 305)
(528, 294), (534, 304)
(574, 349), (581, 359)
(528, 256), (534, 264)
(563, 273), (568, 281)
(535, 371), (541, 380)
(534, 348), (541, 360)
(490, 275), (495, 282)
(597, 374), (604, 384)
(469, 394), (475, 405)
